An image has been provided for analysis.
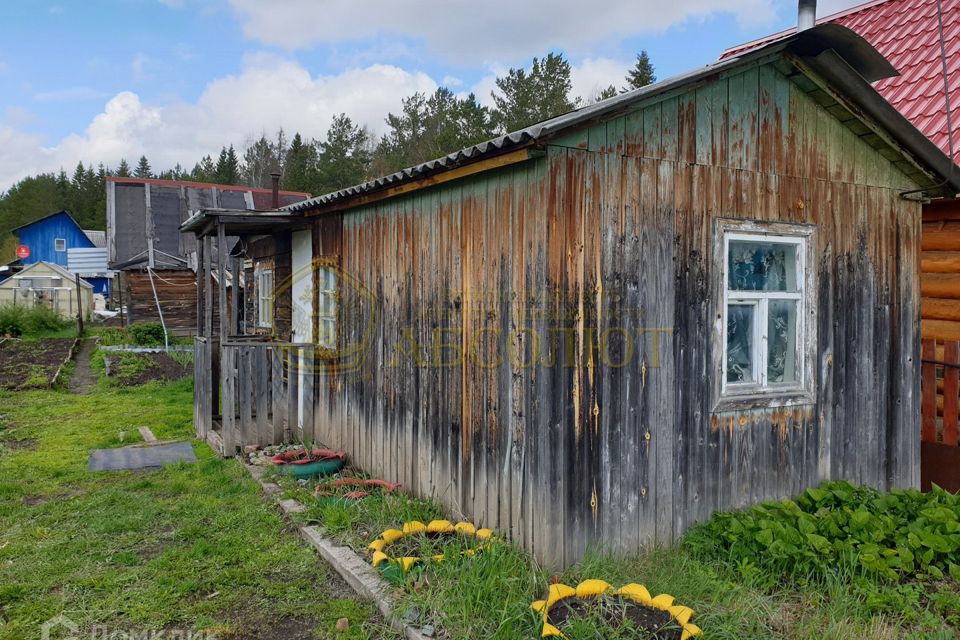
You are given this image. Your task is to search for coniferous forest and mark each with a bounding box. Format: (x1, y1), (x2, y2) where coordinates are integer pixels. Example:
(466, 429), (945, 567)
(0, 51), (655, 261)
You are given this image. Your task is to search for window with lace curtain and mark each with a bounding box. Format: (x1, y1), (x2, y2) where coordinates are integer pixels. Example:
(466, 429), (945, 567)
(719, 223), (815, 404)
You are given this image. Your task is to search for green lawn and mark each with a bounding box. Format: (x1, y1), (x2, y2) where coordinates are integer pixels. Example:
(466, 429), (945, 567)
(0, 377), (396, 640)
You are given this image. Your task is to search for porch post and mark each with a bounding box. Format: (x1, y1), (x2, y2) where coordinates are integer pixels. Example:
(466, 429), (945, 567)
(196, 236), (205, 337)
(217, 222), (228, 343)
(203, 235), (213, 339)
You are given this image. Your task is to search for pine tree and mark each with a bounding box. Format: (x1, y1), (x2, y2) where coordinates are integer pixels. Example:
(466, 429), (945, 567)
(190, 155), (216, 183)
(316, 114), (371, 194)
(283, 132), (318, 194)
(624, 51), (656, 92)
(242, 135), (279, 188)
(134, 155), (152, 178)
(115, 159), (132, 177)
(373, 88), (493, 175)
(214, 145), (241, 185)
(491, 52), (575, 133)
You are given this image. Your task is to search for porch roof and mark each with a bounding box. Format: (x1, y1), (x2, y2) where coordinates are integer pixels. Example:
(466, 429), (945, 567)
(180, 208), (302, 237)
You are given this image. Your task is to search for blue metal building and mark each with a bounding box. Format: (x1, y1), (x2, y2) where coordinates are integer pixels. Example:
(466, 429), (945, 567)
(11, 211), (112, 295)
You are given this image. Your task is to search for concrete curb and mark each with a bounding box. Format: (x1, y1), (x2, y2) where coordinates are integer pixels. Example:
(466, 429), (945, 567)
(244, 464), (432, 640)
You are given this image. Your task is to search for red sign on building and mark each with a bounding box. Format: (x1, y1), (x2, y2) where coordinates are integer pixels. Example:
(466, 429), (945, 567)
(15, 245), (29, 260)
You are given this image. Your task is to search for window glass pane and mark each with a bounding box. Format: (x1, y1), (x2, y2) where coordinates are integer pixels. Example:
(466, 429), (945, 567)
(726, 303), (755, 383)
(728, 241), (798, 291)
(768, 299), (798, 383)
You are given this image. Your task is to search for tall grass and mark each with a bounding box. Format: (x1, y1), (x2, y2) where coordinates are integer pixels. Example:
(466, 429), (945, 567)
(0, 303), (71, 338)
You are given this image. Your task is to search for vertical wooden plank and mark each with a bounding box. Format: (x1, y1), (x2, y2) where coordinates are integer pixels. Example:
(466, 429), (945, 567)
(921, 341), (936, 443)
(945, 342), (960, 446)
(239, 347), (252, 446)
(257, 345), (270, 446)
(660, 97), (679, 163)
(221, 347), (236, 455)
(624, 109), (644, 157)
(217, 224), (228, 343)
(695, 86), (713, 166)
(203, 236), (213, 339)
(642, 103), (661, 160)
(271, 346), (285, 444)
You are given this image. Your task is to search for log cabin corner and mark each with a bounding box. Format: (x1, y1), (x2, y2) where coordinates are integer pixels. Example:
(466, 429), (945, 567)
(182, 24), (960, 568)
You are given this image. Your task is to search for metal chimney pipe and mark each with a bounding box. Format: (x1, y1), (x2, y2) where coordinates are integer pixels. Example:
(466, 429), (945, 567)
(270, 172), (281, 209)
(798, 0), (817, 31)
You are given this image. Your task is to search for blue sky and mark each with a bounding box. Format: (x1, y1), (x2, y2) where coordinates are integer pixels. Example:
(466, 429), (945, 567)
(0, 0), (861, 190)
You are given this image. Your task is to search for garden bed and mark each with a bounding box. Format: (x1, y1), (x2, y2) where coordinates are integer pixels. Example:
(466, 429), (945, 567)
(0, 337), (76, 390)
(262, 450), (960, 640)
(99, 350), (191, 386)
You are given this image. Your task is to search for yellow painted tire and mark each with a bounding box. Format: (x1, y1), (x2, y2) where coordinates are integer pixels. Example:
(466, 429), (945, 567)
(367, 520), (494, 575)
(530, 580), (703, 639)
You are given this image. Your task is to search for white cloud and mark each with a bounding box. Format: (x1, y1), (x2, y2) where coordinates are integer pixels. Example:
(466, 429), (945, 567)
(228, 0), (777, 64)
(571, 57), (632, 100)
(0, 55), (437, 190)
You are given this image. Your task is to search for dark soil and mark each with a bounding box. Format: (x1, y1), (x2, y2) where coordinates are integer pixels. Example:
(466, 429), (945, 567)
(112, 353), (189, 386)
(548, 597), (683, 640)
(0, 338), (75, 390)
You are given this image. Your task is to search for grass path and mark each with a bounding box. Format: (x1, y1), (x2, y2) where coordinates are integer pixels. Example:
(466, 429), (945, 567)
(0, 378), (397, 640)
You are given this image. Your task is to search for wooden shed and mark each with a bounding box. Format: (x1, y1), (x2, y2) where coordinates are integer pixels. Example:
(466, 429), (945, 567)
(185, 25), (960, 568)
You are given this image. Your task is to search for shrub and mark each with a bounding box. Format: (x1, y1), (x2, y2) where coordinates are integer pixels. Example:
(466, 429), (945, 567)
(128, 322), (166, 346)
(0, 304), (70, 337)
(684, 481), (960, 585)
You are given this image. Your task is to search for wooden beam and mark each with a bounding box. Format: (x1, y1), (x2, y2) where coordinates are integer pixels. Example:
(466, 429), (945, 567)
(305, 148), (537, 216)
(921, 251), (960, 273)
(921, 273), (960, 299)
(923, 297), (960, 322)
(217, 223), (228, 343)
(203, 235), (213, 338)
(923, 319), (960, 342)
(922, 222), (960, 251)
(196, 238), (205, 336)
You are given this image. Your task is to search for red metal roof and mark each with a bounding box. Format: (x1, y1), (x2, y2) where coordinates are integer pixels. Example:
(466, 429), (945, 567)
(721, 0), (959, 164)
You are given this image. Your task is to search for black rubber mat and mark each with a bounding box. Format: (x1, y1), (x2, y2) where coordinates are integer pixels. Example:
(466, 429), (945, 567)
(88, 441), (197, 471)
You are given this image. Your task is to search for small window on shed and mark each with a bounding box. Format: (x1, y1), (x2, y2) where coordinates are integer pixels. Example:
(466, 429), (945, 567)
(257, 266), (273, 328)
(317, 264), (338, 350)
(54, 238), (66, 252)
(718, 222), (815, 406)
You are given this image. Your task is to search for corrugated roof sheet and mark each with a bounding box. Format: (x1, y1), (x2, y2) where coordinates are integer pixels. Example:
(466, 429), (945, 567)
(720, 0), (960, 164)
(83, 230), (106, 248)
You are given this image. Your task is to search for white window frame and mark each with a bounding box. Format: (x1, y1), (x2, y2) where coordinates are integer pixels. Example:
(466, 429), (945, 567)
(54, 238), (66, 252)
(257, 266), (273, 328)
(714, 220), (816, 409)
(316, 264), (337, 350)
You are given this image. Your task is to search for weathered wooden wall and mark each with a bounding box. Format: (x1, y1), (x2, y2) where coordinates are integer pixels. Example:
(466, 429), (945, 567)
(307, 60), (923, 568)
(245, 234), (293, 340)
(125, 270), (199, 331)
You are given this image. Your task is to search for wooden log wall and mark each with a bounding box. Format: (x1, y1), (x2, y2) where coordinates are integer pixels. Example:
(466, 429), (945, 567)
(918, 199), (960, 449)
(308, 59), (923, 568)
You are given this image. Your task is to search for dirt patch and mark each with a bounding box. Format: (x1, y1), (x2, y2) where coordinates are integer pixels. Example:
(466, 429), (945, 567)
(0, 338), (76, 390)
(4, 437), (38, 450)
(548, 596), (684, 640)
(105, 352), (189, 386)
(69, 338), (99, 394)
